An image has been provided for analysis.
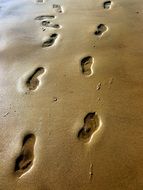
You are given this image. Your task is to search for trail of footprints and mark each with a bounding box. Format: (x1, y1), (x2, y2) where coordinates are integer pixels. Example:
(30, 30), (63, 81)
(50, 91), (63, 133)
(81, 1), (111, 77)
(24, 3), (63, 91)
(78, 0), (112, 142)
(35, 3), (63, 47)
(16, 0), (112, 177)
(15, 3), (64, 177)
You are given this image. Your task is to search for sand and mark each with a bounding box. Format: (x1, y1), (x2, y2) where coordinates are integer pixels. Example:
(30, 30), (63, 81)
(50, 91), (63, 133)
(0, 0), (143, 189)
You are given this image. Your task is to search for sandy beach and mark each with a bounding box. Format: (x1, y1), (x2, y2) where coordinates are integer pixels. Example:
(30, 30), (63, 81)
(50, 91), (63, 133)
(0, 0), (143, 189)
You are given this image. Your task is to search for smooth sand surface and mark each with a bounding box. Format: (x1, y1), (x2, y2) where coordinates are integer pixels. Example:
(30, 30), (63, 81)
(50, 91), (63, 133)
(0, 0), (143, 189)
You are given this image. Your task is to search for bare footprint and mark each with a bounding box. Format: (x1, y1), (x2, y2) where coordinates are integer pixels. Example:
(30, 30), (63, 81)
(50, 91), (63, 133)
(103, 1), (112, 9)
(42, 33), (58, 47)
(35, 15), (55, 20)
(14, 134), (36, 177)
(26, 67), (45, 91)
(53, 4), (63, 13)
(81, 56), (94, 76)
(41, 21), (60, 29)
(78, 112), (100, 143)
(95, 24), (108, 36)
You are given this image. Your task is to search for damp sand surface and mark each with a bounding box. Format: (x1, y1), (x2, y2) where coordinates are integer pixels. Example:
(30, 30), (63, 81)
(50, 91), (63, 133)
(0, 0), (143, 190)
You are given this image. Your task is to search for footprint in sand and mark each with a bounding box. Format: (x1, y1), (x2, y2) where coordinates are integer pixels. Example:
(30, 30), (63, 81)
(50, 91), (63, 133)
(78, 112), (100, 143)
(103, 1), (112, 9)
(42, 33), (58, 47)
(14, 134), (36, 177)
(80, 56), (94, 76)
(25, 67), (45, 91)
(94, 24), (108, 36)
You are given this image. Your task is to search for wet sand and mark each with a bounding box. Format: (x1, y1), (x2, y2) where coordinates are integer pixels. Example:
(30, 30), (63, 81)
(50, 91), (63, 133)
(0, 0), (143, 189)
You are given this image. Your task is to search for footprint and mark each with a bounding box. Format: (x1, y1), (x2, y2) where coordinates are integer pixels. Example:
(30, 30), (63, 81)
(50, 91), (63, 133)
(103, 1), (112, 9)
(81, 56), (94, 76)
(26, 67), (45, 91)
(14, 134), (36, 177)
(41, 21), (60, 29)
(53, 4), (63, 13)
(42, 33), (58, 47)
(41, 21), (50, 27)
(78, 112), (100, 143)
(35, 15), (55, 21)
(51, 24), (60, 28)
(94, 24), (108, 36)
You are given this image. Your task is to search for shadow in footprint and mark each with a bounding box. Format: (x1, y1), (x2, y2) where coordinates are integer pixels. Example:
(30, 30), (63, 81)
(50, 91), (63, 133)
(103, 1), (112, 9)
(78, 112), (100, 143)
(26, 67), (45, 91)
(42, 21), (60, 29)
(35, 15), (55, 20)
(14, 134), (36, 177)
(95, 24), (107, 36)
(53, 4), (63, 13)
(42, 33), (58, 47)
(81, 56), (94, 76)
